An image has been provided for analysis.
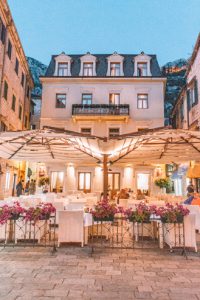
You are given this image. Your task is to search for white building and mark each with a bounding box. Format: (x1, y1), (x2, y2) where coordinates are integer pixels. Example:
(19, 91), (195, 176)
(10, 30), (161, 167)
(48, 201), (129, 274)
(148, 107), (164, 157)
(38, 51), (166, 195)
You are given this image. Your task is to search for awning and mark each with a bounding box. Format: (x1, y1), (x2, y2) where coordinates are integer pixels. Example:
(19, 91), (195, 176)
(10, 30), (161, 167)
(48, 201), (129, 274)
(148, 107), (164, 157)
(187, 164), (200, 178)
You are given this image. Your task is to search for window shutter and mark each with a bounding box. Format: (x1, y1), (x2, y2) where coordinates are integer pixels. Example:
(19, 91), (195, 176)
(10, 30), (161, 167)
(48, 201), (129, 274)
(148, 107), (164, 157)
(194, 79), (198, 104)
(187, 89), (190, 111)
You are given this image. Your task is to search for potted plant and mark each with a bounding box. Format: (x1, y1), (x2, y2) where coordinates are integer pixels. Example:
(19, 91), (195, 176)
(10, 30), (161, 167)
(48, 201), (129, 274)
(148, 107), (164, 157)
(126, 202), (156, 223)
(38, 177), (49, 187)
(90, 198), (118, 222)
(154, 178), (170, 193)
(25, 203), (56, 223)
(156, 203), (189, 223)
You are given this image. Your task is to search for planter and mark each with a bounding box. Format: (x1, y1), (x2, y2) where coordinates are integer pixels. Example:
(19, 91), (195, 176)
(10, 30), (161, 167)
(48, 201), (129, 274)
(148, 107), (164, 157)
(93, 216), (114, 222)
(161, 215), (184, 224)
(9, 213), (21, 221)
(39, 213), (51, 221)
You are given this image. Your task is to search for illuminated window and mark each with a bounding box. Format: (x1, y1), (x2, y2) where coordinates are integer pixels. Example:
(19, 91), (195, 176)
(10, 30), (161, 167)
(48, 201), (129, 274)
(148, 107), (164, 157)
(56, 94), (66, 108)
(110, 63), (120, 76)
(108, 173), (120, 191)
(78, 172), (91, 192)
(5, 172), (10, 190)
(83, 63), (93, 76)
(109, 93), (120, 105)
(137, 94), (148, 109)
(58, 63), (68, 76)
(137, 62), (148, 76)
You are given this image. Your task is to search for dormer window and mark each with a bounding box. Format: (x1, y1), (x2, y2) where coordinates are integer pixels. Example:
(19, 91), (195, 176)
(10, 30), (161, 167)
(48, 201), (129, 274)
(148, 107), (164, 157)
(110, 63), (120, 76)
(106, 53), (124, 76)
(54, 53), (72, 76)
(83, 63), (93, 76)
(58, 63), (68, 76)
(79, 53), (97, 76)
(133, 52), (152, 77)
(137, 62), (147, 76)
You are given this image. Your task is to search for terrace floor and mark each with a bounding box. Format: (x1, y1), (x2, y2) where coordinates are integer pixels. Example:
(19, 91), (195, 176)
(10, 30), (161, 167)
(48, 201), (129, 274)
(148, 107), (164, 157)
(0, 246), (200, 300)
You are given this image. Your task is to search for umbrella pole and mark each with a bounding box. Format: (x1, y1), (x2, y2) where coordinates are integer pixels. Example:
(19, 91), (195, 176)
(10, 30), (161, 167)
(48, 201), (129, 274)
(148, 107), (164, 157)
(103, 154), (108, 199)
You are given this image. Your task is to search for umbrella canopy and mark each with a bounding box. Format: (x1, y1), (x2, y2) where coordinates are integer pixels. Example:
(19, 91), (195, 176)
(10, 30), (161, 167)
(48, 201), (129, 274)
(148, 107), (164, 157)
(0, 127), (103, 163)
(0, 127), (200, 165)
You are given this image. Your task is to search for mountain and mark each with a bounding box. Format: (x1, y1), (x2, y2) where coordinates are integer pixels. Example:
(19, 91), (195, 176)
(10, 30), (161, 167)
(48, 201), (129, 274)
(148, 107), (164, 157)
(162, 59), (188, 123)
(27, 57), (47, 97)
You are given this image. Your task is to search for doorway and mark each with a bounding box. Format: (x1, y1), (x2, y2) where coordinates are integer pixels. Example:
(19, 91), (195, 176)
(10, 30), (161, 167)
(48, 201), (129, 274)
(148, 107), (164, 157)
(51, 172), (64, 193)
(108, 172), (120, 198)
(136, 173), (150, 195)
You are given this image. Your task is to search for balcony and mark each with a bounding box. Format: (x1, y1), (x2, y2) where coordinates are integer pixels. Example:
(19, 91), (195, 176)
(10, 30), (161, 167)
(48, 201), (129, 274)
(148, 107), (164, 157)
(72, 104), (129, 122)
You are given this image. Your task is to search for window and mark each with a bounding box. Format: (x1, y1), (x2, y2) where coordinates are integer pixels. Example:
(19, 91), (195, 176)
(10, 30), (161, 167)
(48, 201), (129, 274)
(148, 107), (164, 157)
(19, 105), (22, 120)
(56, 94), (66, 108)
(31, 124), (36, 130)
(12, 95), (16, 111)
(137, 62), (148, 76)
(0, 121), (7, 132)
(0, 22), (6, 44)
(81, 128), (91, 135)
(83, 63), (93, 76)
(109, 128), (120, 138)
(187, 79), (198, 110)
(7, 40), (12, 59)
(108, 173), (120, 191)
(109, 93), (120, 105)
(21, 72), (25, 87)
(110, 63), (120, 76)
(3, 80), (8, 100)
(24, 115), (28, 128)
(137, 94), (148, 109)
(5, 172), (10, 190)
(15, 58), (19, 75)
(58, 63), (68, 76)
(26, 85), (30, 98)
(78, 172), (91, 192)
(82, 94), (92, 105)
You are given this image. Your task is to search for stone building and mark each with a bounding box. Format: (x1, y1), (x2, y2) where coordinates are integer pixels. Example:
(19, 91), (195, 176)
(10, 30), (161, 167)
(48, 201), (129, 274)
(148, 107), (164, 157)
(0, 0), (33, 198)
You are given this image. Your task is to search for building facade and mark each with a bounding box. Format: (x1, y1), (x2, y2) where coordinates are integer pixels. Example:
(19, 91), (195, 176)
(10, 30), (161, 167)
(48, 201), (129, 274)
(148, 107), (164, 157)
(38, 51), (166, 195)
(0, 0), (33, 198)
(171, 33), (200, 194)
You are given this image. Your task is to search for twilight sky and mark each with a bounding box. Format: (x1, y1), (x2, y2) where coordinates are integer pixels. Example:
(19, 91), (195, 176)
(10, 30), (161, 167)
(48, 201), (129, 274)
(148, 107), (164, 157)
(8, 0), (200, 66)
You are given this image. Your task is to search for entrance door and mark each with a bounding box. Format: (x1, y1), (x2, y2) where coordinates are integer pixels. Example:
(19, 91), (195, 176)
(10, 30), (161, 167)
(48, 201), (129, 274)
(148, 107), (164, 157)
(51, 172), (64, 193)
(137, 173), (150, 195)
(78, 172), (91, 193)
(108, 172), (120, 198)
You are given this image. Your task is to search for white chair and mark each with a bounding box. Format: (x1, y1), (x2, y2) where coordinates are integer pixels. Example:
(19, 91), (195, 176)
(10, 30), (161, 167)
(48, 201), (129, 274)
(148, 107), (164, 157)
(58, 210), (84, 247)
(184, 205), (200, 231)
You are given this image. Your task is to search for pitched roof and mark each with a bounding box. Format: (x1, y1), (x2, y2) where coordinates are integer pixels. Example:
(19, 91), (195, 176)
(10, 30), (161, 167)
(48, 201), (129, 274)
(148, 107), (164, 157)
(45, 54), (162, 77)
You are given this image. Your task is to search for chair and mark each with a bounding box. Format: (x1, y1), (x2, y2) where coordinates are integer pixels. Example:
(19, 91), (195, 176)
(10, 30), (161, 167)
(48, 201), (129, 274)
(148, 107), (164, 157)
(58, 210), (84, 247)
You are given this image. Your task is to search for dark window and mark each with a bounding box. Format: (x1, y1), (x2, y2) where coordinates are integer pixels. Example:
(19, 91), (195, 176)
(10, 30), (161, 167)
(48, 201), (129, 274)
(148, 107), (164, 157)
(31, 124), (36, 130)
(56, 94), (66, 108)
(19, 105), (22, 120)
(110, 63), (120, 76)
(24, 115), (28, 128)
(58, 63), (68, 76)
(188, 78), (198, 110)
(109, 93), (120, 105)
(109, 128), (120, 138)
(3, 80), (8, 100)
(137, 62), (148, 76)
(26, 85), (30, 98)
(12, 95), (16, 111)
(0, 121), (7, 132)
(83, 63), (93, 76)
(137, 94), (148, 109)
(7, 39), (12, 59)
(0, 22), (6, 44)
(81, 128), (91, 135)
(15, 58), (19, 75)
(21, 72), (24, 87)
(82, 94), (92, 105)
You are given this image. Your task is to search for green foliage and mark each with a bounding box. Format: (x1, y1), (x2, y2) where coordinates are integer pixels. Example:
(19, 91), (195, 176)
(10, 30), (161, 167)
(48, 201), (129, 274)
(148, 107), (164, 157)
(38, 176), (49, 187)
(154, 178), (170, 189)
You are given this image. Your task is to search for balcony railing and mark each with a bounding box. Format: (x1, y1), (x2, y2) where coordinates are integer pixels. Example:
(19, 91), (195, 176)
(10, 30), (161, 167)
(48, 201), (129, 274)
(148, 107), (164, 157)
(72, 104), (129, 116)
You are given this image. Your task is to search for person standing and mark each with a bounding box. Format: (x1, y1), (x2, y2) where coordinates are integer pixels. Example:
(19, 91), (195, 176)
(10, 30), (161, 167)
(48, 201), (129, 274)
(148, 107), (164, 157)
(187, 183), (195, 197)
(16, 179), (23, 197)
(29, 179), (35, 195)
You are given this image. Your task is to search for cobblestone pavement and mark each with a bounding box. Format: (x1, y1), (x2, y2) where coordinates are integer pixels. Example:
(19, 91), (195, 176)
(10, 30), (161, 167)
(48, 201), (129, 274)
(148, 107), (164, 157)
(0, 246), (200, 300)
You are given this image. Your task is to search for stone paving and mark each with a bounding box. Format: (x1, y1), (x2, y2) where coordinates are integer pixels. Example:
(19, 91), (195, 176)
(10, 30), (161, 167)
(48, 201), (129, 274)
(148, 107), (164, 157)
(0, 246), (200, 300)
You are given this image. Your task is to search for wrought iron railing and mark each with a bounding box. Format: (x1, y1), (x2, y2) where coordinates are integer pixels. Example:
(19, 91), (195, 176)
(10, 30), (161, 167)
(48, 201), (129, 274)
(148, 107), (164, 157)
(0, 214), (56, 252)
(72, 104), (129, 116)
